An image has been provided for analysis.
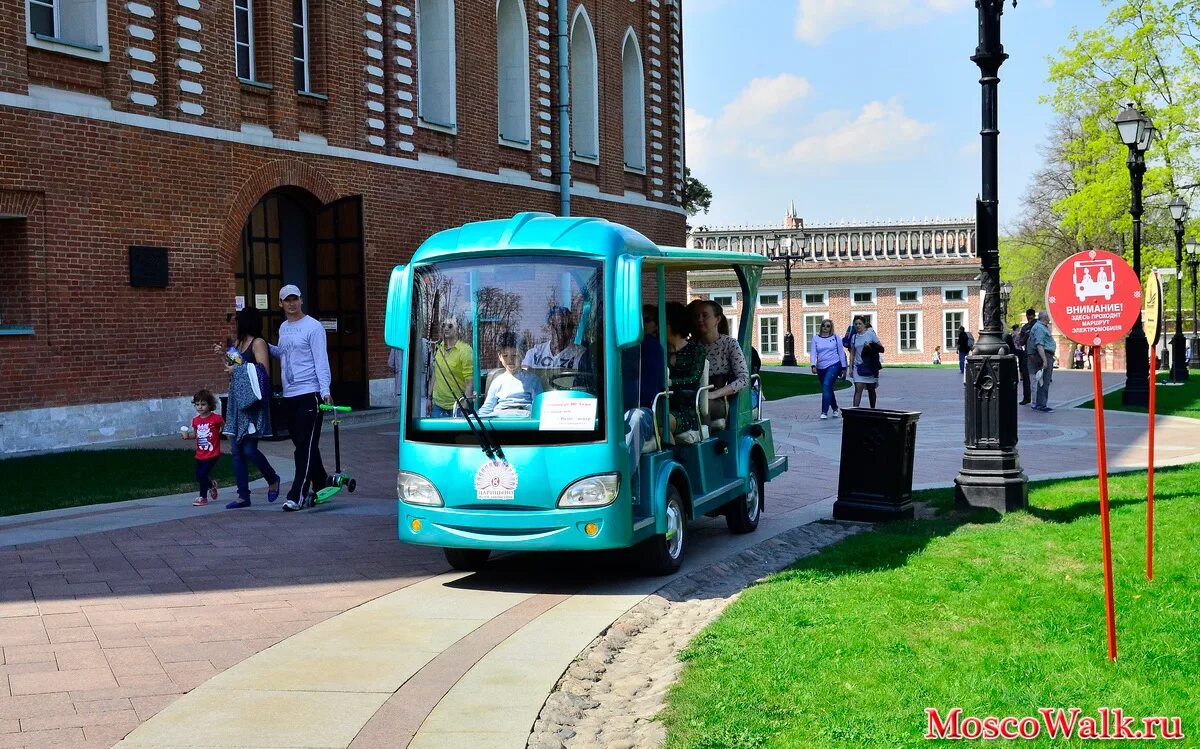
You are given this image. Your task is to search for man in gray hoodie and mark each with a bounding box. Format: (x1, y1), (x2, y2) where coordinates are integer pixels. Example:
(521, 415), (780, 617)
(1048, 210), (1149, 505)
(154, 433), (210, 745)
(270, 284), (333, 510)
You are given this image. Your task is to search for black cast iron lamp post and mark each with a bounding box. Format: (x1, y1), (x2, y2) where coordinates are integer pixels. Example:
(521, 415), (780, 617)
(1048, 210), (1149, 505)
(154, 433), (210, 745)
(1168, 197), (1190, 382)
(765, 224), (808, 367)
(954, 0), (1028, 513)
(1114, 103), (1156, 404)
(1188, 237), (1199, 369)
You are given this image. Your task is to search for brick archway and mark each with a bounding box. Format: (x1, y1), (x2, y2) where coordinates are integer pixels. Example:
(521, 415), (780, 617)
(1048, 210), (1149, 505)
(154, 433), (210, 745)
(219, 159), (341, 267)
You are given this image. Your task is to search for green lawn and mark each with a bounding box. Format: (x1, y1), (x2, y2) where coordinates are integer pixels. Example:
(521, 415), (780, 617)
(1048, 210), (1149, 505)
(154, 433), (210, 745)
(1078, 374), (1200, 420)
(0, 449), (261, 516)
(759, 370), (852, 400)
(662, 466), (1200, 748)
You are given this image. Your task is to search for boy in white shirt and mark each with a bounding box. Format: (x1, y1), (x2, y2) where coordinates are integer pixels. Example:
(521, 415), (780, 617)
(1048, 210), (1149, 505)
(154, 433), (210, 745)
(479, 335), (543, 417)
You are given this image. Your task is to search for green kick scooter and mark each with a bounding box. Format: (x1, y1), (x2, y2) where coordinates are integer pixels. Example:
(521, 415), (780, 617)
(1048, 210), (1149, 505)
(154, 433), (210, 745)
(313, 404), (357, 504)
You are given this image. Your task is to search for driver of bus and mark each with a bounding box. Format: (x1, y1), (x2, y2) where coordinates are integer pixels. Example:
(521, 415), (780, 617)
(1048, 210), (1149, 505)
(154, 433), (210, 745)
(522, 306), (589, 370)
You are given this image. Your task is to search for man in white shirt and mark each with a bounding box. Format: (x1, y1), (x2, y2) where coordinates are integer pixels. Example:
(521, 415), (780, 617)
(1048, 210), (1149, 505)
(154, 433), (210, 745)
(522, 306), (588, 370)
(269, 284), (333, 511)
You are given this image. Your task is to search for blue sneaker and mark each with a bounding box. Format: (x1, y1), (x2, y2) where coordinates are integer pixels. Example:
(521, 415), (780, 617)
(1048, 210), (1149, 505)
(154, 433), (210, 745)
(1039, 406), (1055, 413)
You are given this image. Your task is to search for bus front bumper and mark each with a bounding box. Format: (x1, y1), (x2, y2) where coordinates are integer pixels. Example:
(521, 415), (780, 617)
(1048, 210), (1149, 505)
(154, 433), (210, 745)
(397, 502), (637, 552)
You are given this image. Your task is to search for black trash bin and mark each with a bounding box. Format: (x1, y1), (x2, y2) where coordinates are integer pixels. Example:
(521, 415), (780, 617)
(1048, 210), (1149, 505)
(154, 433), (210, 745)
(833, 408), (921, 522)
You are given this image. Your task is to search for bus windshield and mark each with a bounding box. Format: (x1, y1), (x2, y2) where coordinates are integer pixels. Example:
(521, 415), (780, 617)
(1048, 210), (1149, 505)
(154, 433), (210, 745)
(407, 255), (606, 446)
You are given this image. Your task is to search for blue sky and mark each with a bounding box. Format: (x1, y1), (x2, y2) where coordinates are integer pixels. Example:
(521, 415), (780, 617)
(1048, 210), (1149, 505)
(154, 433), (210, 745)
(682, 0), (1111, 230)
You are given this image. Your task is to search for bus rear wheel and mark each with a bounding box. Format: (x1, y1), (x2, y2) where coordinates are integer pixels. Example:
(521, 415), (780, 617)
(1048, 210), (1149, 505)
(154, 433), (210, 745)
(725, 462), (763, 534)
(443, 548), (491, 571)
(637, 484), (687, 576)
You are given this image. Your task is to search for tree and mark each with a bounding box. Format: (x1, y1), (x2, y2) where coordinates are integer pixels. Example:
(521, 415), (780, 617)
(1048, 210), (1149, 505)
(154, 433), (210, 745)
(682, 167), (713, 217)
(1042, 0), (1200, 275)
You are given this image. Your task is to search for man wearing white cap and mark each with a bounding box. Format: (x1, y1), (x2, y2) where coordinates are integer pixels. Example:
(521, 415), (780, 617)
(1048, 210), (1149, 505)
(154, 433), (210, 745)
(270, 284), (332, 510)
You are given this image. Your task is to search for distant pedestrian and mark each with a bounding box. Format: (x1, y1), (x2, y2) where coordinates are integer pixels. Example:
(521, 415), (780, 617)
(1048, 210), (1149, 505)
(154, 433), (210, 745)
(1029, 310), (1056, 412)
(956, 326), (972, 377)
(932, 345), (942, 366)
(848, 317), (883, 408)
(270, 284), (333, 511)
(214, 307), (281, 509)
(1017, 308), (1036, 404)
(809, 318), (846, 419)
(183, 389), (223, 507)
(388, 348), (403, 402)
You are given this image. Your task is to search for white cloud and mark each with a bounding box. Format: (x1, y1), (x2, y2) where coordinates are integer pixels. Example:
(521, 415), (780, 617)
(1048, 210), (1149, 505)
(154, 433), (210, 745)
(780, 99), (935, 165)
(719, 74), (812, 128)
(959, 139), (981, 157)
(794, 0), (963, 45)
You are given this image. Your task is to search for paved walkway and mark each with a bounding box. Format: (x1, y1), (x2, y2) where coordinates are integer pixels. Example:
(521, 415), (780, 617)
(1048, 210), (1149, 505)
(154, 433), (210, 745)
(0, 369), (1195, 748)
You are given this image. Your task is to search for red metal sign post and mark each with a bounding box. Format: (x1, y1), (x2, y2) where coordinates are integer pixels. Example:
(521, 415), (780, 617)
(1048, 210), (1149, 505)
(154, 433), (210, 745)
(1047, 249), (1143, 662)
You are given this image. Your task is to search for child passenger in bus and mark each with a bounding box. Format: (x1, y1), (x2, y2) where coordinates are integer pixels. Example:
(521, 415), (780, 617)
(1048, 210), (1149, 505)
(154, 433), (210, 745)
(478, 334), (543, 417)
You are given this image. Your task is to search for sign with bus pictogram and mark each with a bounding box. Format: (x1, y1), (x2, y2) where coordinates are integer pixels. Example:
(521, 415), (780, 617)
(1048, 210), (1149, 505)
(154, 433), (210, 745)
(1046, 249), (1142, 347)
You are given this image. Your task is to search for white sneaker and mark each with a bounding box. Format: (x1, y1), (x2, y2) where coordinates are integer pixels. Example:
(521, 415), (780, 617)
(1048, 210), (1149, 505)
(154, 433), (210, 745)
(282, 499), (302, 512)
(832, 409), (840, 418)
(820, 413), (828, 420)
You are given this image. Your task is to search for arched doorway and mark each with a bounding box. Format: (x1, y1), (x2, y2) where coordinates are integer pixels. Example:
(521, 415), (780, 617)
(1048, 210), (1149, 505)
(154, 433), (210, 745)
(236, 190), (368, 409)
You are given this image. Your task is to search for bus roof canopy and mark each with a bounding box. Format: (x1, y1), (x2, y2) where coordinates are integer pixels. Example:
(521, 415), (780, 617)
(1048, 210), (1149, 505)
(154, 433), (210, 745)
(409, 212), (767, 272)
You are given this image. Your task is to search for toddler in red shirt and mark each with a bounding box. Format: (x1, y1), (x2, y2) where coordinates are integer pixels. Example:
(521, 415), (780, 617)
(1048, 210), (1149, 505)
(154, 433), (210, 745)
(183, 389), (224, 506)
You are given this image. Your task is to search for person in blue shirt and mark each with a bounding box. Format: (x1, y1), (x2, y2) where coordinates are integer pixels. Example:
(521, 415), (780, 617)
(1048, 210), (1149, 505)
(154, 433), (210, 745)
(478, 334), (543, 417)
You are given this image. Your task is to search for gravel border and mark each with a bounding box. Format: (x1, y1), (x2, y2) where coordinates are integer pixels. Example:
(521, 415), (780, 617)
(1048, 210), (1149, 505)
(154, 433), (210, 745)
(527, 520), (866, 749)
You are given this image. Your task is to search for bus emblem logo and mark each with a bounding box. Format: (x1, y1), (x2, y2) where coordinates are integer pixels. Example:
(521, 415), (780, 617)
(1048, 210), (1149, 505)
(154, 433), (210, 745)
(475, 460), (518, 500)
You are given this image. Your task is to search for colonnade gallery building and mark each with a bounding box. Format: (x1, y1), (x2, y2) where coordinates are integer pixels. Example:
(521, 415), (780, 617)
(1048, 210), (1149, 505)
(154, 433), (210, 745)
(0, 0), (686, 454)
(689, 207), (982, 365)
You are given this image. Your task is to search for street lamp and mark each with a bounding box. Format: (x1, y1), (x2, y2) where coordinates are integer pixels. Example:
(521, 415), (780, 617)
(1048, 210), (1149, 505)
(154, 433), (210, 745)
(999, 281), (1013, 324)
(1188, 237), (1199, 369)
(1114, 103), (1156, 404)
(1168, 197), (1190, 382)
(955, 0), (1027, 513)
(765, 223), (809, 367)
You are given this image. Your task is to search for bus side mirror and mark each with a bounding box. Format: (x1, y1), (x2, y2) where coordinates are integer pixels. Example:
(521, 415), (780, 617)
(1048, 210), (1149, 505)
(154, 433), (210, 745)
(384, 264), (412, 349)
(614, 254), (642, 349)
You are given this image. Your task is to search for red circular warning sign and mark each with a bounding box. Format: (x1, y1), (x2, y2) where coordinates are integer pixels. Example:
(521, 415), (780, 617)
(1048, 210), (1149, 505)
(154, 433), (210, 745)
(1046, 249), (1142, 346)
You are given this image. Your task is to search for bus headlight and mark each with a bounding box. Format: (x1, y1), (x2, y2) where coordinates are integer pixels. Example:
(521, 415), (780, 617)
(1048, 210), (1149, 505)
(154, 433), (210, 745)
(397, 471), (443, 507)
(557, 473), (620, 508)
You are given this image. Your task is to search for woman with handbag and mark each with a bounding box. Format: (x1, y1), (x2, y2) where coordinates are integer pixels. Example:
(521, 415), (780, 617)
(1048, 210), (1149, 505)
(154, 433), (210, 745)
(213, 306), (282, 508)
(848, 317), (883, 408)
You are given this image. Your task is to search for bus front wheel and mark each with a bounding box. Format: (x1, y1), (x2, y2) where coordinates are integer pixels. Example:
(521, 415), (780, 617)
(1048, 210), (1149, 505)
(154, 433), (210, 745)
(443, 548), (491, 571)
(725, 462), (763, 534)
(638, 484), (687, 576)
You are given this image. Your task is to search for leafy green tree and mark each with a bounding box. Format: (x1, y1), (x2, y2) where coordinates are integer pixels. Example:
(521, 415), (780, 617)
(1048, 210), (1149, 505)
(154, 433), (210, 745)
(1043, 0), (1200, 275)
(682, 167), (713, 217)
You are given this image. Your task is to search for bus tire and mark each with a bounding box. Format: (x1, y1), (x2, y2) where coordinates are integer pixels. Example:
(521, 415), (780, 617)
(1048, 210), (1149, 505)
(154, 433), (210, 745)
(638, 484), (687, 576)
(725, 462), (763, 534)
(443, 548), (490, 571)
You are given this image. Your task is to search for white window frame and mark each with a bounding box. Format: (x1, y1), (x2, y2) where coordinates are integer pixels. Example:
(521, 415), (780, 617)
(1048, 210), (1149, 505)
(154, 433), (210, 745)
(897, 311), (922, 353)
(620, 28), (646, 172)
(292, 0), (310, 92)
(496, 0), (530, 148)
(802, 313), (826, 353)
(851, 288), (876, 306)
(710, 291), (737, 309)
(727, 315), (739, 339)
(802, 288), (827, 307)
(417, 0), (458, 132)
(942, 286), (967, 303)
(569, 6), (599, 163)
(234, 0), (256, 82)
(897, 287), (921, 304)
(758, 291), (781, 308)
(943, 309), (967, 351)
(757, 314), (782, 356)
(26, 0), (110, 62)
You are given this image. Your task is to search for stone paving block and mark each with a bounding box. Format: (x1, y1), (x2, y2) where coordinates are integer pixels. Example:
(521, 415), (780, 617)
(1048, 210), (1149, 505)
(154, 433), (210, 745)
(48, 627), (98, 645)
(0, 619), (47, 647)
(127, 694), (175, 723)
(0, 718), (15, 733)
(82, 609), (177, 627)
(89, 624), (141, 647)
(112, 673), (175, 691)
(0, 603), (39, 620)
(1, 644), (56, 665)
(82, 720), (138, 746)
(9, 668), (118, 696)
(0, 693), (74, 719)
(0, 726), (84, 748)
(21, 707), (140, 732)
(55, 644), (109, 672)
(102, 647), (166, 678)
(74, 697), (133, 715)
(0, 661), (58, 679)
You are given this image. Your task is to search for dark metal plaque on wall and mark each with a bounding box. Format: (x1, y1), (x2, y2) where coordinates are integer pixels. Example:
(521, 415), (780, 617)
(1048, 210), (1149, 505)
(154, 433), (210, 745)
(129, 246), (169, 288)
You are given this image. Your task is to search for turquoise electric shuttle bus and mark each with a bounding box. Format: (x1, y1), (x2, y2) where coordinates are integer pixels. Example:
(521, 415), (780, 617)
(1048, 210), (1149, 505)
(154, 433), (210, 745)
(384, 213), (788, 574)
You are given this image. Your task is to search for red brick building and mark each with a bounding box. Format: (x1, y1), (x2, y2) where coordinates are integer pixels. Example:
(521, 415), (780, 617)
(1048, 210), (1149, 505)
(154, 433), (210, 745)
(689, 207), (983, 366)
(0, 0), (687, 453)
